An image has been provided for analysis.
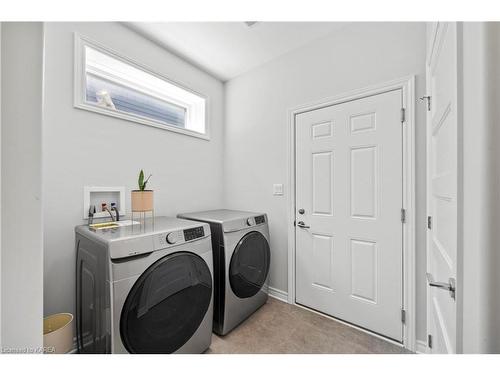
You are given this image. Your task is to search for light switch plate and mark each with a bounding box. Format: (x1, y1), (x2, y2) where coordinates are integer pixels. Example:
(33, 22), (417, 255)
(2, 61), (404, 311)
(273, 184), (284, 196)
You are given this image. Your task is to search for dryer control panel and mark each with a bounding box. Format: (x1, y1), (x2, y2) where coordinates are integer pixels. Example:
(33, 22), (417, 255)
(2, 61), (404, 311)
(255, 215), (266, 225)
(245, 215), (266, 227)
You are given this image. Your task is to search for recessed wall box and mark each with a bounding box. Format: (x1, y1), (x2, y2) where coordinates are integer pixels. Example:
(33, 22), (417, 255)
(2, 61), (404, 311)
(83, 186), (126, 219)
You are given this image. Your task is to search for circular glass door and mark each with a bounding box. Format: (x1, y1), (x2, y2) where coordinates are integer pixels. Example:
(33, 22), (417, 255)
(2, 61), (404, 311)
(229, 231), (271, 299)
(120, 252), (212, 353)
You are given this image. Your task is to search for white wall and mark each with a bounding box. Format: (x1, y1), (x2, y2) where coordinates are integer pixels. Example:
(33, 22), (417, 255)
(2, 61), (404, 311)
(42, 23), (225, 319)
(460, 22), (500, 354)
(0, 21), (2, 348)
(224, 22), (427, 341)
(1, 22), (44, 351)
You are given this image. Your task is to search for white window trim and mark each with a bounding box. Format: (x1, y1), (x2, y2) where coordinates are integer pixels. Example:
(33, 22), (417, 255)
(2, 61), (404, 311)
(73, 33), (210, 140)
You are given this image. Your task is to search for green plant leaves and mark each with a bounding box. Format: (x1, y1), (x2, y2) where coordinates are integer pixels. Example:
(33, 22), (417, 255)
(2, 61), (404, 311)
(143, 174), (151, 190)
(138, 169), (152, 191)
(138, 169), (145, 191)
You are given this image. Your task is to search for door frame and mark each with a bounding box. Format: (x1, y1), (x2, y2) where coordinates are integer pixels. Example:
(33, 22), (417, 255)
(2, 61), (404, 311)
(286, 76), (416, 351)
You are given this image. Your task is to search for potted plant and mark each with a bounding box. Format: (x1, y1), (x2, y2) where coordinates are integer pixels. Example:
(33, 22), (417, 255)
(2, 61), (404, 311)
(131, 170), (153, 212)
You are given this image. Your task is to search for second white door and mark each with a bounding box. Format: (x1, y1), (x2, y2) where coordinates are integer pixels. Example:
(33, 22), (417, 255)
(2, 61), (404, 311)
(295, 89), (403, 341)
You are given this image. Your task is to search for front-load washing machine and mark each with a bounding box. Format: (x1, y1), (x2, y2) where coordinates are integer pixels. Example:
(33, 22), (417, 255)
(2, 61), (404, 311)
(178, 210), (270, 335)
(75, 217), (213, 353)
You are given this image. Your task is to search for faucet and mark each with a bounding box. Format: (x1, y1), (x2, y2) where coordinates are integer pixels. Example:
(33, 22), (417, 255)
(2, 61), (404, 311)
(111, 203), (120, 222)
(88, 205), (95, 226)
(104, 206), (115, 221)
(102, 203), (120, 222)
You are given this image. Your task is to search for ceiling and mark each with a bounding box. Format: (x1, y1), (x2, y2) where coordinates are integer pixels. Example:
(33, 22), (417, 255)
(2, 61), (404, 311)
(126, 22), (350, 81)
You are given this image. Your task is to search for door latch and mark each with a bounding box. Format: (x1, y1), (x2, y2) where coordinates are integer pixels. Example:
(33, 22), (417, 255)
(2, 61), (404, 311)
(426, 273), (456, 300)
(296, 221), (310, 229)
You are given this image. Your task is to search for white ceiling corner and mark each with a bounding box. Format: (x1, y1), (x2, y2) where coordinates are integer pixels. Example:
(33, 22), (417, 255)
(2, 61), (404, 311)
(126, 22), (350, 82)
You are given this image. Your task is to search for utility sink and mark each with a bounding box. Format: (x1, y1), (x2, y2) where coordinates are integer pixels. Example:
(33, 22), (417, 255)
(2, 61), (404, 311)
(89, 220), (140, 230)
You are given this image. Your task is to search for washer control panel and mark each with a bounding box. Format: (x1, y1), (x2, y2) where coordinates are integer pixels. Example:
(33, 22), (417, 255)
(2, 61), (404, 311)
(156, 225), (206, 249)
(153, 223), (209, 251)
(157, 230), (182, 247)
(255, 215), (266, 225)
(166, 232), (179, 244)
(184, 226), (205, 241)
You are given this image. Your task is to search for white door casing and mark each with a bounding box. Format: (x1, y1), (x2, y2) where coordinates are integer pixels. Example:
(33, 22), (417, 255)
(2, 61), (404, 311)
(295, 89), (404, 342)
(426, 22), (458, 354)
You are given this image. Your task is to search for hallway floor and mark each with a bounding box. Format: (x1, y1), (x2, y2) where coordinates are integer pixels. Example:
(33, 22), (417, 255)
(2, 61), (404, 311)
(207, 297), (410, 354)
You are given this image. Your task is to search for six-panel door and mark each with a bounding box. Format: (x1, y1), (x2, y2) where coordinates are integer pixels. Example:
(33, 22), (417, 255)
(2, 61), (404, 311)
(295, 89), (404, 341)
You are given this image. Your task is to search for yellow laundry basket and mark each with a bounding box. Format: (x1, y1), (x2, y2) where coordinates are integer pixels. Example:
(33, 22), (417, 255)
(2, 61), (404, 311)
(43, 313), (74, 354)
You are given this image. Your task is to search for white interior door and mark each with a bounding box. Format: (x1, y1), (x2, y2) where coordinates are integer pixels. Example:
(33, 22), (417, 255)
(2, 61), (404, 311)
(425, 22), (458, 354)
(295, 89), (403, 341)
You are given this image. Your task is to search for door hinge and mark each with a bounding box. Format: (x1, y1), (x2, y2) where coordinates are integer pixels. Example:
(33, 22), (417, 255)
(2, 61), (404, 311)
(428, 334), (433, 349)
(401, 108), (406, 123)
(401, 309), (406, 324)
(420, 95), (431, 111)
(401, 208), (406, 223)
(427, 216), (432, 230)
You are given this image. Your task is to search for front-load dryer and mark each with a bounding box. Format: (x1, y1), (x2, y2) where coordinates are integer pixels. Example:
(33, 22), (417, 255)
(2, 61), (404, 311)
(178, 210), (270, 335)
(75, 217), (213, 353)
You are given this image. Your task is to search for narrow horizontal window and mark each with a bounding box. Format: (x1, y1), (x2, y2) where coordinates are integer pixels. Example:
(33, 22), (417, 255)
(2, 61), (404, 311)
(74, 35), (208, 139)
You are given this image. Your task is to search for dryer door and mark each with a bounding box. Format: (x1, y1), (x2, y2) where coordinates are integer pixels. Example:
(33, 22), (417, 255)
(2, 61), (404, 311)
(229, 231), (271, 298)
(120, 252), (212, 353)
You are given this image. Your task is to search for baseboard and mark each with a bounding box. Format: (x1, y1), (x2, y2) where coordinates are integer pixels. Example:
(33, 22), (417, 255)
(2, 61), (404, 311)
(416, 339), (428, 354)
(268, 286), (288, 302)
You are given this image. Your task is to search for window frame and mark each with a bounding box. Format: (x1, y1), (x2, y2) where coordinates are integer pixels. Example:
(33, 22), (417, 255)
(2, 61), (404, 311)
(74, 33), (210, 140)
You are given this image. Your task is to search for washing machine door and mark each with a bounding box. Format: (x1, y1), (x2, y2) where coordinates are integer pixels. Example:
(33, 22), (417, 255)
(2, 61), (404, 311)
(229, 231), (271, 299)
(120, 252), (212, 353)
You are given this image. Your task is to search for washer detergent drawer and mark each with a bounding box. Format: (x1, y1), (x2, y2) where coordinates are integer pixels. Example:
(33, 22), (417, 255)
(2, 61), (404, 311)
(109, 236), (154, 260)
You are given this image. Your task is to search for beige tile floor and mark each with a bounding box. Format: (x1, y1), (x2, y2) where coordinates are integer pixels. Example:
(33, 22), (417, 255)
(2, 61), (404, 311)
(206, 297), (411, 354)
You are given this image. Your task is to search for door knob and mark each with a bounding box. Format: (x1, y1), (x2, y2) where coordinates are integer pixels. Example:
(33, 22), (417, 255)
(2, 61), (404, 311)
(426, 273), (456, 300)
(298, 208), (305, 214)
(297, 221), (310, 229)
